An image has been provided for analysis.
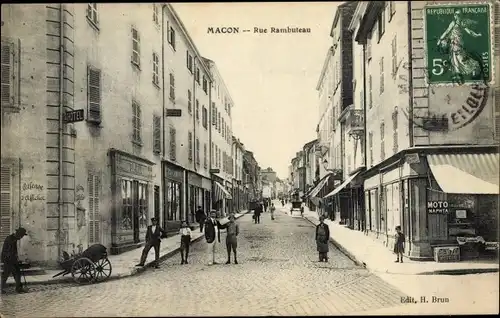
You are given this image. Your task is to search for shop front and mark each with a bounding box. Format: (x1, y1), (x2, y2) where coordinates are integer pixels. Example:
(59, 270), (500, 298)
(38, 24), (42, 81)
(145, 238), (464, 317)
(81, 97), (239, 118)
(110, 149), (154, 255)
(212, 177), (232, 217)
(162, 161), (184, 236)
(226, 180), (233, 215)
(187, 171), (211, 224)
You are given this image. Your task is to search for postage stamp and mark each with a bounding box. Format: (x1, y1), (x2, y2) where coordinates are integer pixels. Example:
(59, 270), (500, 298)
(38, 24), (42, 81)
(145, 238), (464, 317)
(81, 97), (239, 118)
(423, 2), (494, 86)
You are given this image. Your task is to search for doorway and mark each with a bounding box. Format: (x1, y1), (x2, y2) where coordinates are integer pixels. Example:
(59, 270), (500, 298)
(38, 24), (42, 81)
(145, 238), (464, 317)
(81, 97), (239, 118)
(154, 185), (160, 221)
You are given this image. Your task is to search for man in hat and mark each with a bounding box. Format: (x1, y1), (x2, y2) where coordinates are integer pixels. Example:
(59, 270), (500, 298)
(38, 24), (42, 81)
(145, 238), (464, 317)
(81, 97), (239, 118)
(136, 218), (167, 269)
(1, 227), (28, 294)
(204, 209), (222, 265)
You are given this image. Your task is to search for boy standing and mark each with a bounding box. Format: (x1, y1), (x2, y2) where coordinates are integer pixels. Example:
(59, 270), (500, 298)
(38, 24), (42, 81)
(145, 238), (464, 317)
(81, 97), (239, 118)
(219, 214), (240, 264)
(179, 221), (192, 264)
(394, 225), (405, 263)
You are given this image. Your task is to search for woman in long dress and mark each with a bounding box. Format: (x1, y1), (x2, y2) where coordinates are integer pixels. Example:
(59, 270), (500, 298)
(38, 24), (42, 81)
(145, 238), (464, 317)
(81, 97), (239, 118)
(315, 215), (330, 262)
(437, 10), (482, 79)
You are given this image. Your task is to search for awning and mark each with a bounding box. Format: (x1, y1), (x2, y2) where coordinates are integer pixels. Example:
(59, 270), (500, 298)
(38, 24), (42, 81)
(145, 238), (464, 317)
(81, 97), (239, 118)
(324, 171), (362, 199)
(308, 175), (331, 198)
(214, 181), (233, 201)
(427, 153), (499, 194)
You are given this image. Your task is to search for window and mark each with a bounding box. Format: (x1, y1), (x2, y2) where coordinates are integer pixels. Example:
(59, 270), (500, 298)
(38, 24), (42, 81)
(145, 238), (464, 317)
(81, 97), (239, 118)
(152, 52), (160, 86)
(228, 104), (231, 117)
(153, 115), (161, 154)
(391, 35), (397, 78)
(0, 165), (12, 241)
(211, 142), (215, 166)
(169, 73), (175, 100)
(87, 3), (99, 27)
(87, 66), (101, 123)
(169, 127), (176, 161)
(188, 131), (193, 161)
(88, 172), (101, 244)
(153, 4), (159, 26)
(218, 148), (222, 168)
(196, 138), (200, 166)
(369, 132), (374, 166)
(168, 26), (176, 50)
(359, 90), (364, 110)
(195, 68), (200, 83)
(222, 119), (225, 137)
(378, 9), (386, 41)
(380, 122), (385, 161)
(131, 27), (140, 67)
(132, 101), (142, 145)
(203, 143), (208, 168)
(389, 1), (396, 21)
(202, 75), (207, 93)
(379, 57), (384, 94)
(224, 102), (228, 112)
(187, 90), (192, 114)
(195, 99), (199, 121)
(186, 51), (193, 73)
(366, 33), (372, 61)
(368, 75), (373, 109)
(214, 145), (218, 167)
(202, 106), (208, 129)
(392, 109), (398, 153)
(1, 38), (20, 112)
(212, 104), (217, 125)
(218, 112), (221, 132)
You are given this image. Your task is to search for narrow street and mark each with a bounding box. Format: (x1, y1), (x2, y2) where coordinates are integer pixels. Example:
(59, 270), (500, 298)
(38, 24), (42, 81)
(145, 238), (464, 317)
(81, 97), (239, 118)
(1, 205), (408, 317)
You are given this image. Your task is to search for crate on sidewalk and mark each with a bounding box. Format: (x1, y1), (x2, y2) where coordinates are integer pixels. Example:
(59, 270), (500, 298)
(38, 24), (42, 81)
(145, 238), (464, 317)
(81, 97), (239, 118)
(433, 246), (460, 263)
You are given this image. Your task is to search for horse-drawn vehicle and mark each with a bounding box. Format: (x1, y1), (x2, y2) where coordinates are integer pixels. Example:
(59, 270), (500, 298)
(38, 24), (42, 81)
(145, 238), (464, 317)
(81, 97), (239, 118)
(52, 244), (112, 284)
(290, 200), (304, 217)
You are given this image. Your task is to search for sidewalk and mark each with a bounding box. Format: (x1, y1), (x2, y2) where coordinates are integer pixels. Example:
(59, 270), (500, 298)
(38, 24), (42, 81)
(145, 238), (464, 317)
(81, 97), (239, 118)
(288, 204), (498, 275)
(6, 210), (250, 286)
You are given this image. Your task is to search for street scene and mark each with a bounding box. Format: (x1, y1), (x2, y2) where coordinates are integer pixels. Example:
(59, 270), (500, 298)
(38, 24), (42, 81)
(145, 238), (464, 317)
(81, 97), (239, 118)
(1, 1), (499, 316)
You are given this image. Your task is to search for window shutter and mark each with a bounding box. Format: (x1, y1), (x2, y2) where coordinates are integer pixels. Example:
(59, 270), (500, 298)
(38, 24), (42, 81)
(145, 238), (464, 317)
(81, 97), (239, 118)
(87, 66), (102, 123)
(0, 166), (12, 242)
(188, 131), (193, 161)
(169, 127), (176, 161)
(153, 115), (161, 153)
(1, 41), (14, 108)
(93, 175), (101, 243)
(88, 172), (95, 243)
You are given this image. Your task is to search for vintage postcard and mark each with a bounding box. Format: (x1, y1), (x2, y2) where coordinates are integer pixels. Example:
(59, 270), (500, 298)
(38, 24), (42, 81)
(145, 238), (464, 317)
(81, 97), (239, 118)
(0, 1), (498, 316)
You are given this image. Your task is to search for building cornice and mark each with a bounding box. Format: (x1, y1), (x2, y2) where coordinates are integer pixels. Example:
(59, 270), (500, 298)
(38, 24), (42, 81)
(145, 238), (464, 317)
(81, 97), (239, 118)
(354, 1), (385, 44)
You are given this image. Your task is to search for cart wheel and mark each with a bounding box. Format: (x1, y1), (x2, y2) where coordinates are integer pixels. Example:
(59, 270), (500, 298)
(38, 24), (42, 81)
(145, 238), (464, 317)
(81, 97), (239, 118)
(71, 257), (96, 284)
(94, 257), (112, 282)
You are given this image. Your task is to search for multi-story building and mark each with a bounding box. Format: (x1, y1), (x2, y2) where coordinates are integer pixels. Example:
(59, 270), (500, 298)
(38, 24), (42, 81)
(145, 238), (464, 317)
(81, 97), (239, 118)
(353, 1), (499, 259)
(243, 150), (260, 202)
(231, 136), (246, 212)
(261, 167), (278, 199)
(204, 58), (234, 216)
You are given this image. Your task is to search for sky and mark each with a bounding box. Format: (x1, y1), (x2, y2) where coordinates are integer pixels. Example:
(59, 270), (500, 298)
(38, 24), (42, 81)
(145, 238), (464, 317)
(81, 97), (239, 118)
(172, 2), (338, 179)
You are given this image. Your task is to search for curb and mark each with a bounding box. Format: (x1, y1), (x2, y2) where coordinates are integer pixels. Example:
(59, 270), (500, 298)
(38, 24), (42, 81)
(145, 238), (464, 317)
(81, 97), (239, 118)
(7, 211), (251, 287)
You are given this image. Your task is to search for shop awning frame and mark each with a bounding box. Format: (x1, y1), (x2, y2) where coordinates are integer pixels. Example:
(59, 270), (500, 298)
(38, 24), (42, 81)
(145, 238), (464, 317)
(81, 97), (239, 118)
(426, 153), (499, 195)
(308, 175), (331, 198)
(214, 181), (233, 201)
(323, 171), (362, 199)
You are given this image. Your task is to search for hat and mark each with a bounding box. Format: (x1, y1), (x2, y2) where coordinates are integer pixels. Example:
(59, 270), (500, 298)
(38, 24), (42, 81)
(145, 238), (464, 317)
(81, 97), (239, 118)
(319, 215), (326, 221)
(210, 209), (217, 213)
(16, 227), (27, 236)
(151, 217), (158, 222)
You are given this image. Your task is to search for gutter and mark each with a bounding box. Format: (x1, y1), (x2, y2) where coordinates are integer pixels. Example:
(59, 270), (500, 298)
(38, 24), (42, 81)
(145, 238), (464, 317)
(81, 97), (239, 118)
(362, 34), (368, 168)
(161, 4), (166, 159)
(407, 0), (414, 147)
(193, 57), (198, 173)
(58, 3), (65, 259)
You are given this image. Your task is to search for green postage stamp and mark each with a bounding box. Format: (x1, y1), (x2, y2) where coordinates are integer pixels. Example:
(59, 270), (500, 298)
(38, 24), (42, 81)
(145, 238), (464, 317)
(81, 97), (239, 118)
(424, 2), (494, 86)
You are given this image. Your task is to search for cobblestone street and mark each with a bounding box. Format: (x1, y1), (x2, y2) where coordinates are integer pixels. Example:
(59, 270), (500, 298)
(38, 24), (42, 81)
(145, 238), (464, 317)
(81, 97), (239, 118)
(1, 209), (411, 317)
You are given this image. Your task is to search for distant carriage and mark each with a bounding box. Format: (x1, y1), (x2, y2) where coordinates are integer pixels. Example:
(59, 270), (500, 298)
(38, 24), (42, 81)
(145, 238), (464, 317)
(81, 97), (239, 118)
(52, 244), (112, 284)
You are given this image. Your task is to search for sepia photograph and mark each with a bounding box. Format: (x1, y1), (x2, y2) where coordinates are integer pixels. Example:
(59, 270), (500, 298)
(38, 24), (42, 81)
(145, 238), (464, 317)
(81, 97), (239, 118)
(0, 1), (499, 316)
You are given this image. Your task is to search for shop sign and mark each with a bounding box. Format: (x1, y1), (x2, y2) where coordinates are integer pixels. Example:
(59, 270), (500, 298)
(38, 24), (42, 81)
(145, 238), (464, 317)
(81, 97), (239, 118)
(434, 246), (460, 263)
(116, 155), (152, 179)
(427, 200), (449, 214)
(164, 164), (183, 183)
(187, 172), (202, 187)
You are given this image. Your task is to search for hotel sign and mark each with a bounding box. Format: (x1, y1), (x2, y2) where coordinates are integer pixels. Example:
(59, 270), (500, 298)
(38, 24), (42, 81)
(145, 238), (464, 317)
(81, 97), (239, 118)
(427, 200), (449, 214)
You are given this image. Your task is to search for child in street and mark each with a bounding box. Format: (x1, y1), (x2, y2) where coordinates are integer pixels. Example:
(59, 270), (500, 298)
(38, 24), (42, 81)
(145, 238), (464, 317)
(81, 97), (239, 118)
(179, 221), (192, 264)
(394, 225), (405, 263)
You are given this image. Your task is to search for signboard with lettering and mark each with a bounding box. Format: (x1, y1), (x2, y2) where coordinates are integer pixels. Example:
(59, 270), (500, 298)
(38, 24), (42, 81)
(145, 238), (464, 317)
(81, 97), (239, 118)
(63, 109), (85, 123)
(428, 201), (449, 214)
(166, 109), (182, 117)
(164, 163), (183, 183)
(115, 154), (153, 179)
(434, 246), (460, 262)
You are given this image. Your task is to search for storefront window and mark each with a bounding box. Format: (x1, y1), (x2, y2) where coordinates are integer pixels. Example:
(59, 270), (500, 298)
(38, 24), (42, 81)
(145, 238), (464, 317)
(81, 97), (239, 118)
(447, 194), (476, 237)
(138, 182), (148, 229)
(174, 183), (181, 220)
(121, 179), (133, 230)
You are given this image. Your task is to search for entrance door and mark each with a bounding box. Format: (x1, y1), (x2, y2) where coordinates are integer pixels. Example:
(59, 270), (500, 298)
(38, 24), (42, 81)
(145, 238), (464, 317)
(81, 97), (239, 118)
(154, 185), (160, 221)
(132, 181), (140, 243)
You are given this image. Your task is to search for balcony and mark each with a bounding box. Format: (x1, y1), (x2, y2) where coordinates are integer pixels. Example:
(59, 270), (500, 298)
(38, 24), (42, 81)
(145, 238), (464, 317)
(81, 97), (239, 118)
(346, 108), (364, 140)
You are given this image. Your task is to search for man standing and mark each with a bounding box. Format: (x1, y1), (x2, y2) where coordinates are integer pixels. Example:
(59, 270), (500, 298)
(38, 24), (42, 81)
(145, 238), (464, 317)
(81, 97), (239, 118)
(204, 210), (221, 265)
(1, 227), (28, 294)
(219, 214), (240, 264)
(136, 218), (167, 269)
(195, 206), (206, 233)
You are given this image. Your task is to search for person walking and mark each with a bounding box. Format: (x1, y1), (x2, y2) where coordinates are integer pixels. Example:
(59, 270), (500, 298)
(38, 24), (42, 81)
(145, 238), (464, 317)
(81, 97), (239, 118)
(315, 216), (330, 262)
(254, 203), (262, 224)
(394, 225), (405, 263)
(1, 228), (28, 294)
(270, 203), (276, 220)
(195, 206), (206, 233)
(219, 214), (240, 264)
(136, 218), (167, 269)
(179, 220), (192, 264)
(263, 200), (269, 213)
(204, 210), (222, 265)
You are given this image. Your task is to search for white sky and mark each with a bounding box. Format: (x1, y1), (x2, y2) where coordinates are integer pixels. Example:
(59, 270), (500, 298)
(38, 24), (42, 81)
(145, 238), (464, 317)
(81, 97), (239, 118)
(172, 2), (338, 179)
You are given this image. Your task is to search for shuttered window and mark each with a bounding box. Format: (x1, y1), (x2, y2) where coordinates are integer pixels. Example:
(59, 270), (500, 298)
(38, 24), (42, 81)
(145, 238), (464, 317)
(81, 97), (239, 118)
(132, 101), (142, 144)
(212, 102), (216, 124)
(0, 165), (12, 242)
(368, 75), (373, 109)
(380, 122), (385, 161)
(87, 4), (99, 26)
(152, 52), (160, 86)
(153, 115), (161, 154)
(195, 99), (199, 120)
(1, 39), (19, 111)
(169, 127), (176, 161)
(379, 57), (385, 94)
(87, 66), (101, 123)
(392, 109), (398, 154)
(202, 106), (208, 129)
(203, 143), (208, 168)
(131, 27), (140, 67)
(187, 90), (192, 114)
(169, 73), (175, 100)
(188, 131), (193, 161)
(88, 172), (101, 244)
(196, 138), (200, 166)
(369, 132), (374, 166)
(391, 35), (397, 78)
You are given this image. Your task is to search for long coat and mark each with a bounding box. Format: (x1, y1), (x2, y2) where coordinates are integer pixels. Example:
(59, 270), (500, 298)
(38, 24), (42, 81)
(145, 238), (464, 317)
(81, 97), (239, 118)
(315, 223), (330, 253)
